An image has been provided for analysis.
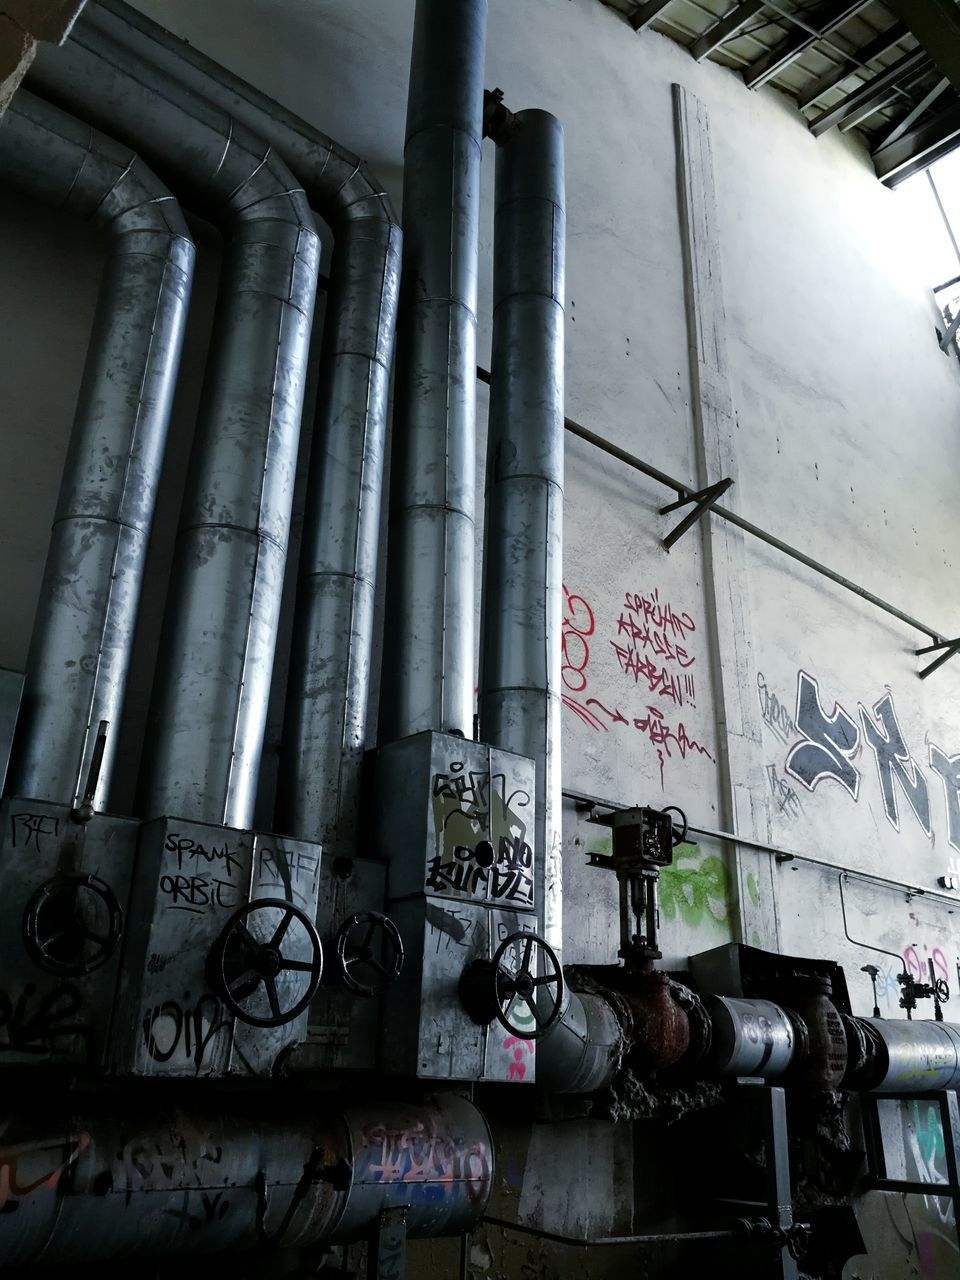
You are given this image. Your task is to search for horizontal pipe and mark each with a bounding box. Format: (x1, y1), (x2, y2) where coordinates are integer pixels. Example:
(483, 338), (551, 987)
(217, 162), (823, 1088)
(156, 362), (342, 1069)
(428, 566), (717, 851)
(0, 90), (194, 811)
(0, 1094), (492, 1266)
(478, 367), (947, 644)
(482, 1216), (743, 1246)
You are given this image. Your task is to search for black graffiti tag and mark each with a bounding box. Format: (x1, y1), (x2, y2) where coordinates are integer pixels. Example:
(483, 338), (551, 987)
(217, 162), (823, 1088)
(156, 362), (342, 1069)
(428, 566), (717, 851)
(785, 671), (860, 798)
(930, 745), (960, 853)
(858, 694), (931, 836)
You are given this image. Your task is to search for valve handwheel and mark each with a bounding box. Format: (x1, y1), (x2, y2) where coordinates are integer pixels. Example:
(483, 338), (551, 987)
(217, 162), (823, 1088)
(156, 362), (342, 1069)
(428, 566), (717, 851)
(935, 977), (951, 1003)
(23, 873), (123, 976)
(208, 898), (323, 1028)
(661, 805), (688, 847)
(492, 931), (564, 1040)
(334, 912), (403, 997)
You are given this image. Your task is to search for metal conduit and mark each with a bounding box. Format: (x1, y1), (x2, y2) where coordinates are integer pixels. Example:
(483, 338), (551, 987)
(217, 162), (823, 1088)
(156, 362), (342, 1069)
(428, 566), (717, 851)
(30, 24), (322, 828)
(83, 0), (404, 855)
(480, 110), (565, 955)
(378, 0), (488, 744)
(0, 90), (194, 812)
(0, 1094), (492, 1266)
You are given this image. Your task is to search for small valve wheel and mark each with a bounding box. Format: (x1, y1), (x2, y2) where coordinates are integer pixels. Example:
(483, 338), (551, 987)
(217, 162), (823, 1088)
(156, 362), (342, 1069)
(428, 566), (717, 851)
(23, 873), (123, 976)
(334, 912), (404, 997)
(491, 931), (564, 1040)
(935, 977), (951, 1004)
(208, 898), (323, 1028)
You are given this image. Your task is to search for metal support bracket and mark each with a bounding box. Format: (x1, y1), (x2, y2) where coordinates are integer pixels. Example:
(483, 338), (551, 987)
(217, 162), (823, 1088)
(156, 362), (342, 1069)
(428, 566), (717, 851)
(659, 477), (733, 551)
(368, 1207), (408, 1280)
(915, 636), (960, 679)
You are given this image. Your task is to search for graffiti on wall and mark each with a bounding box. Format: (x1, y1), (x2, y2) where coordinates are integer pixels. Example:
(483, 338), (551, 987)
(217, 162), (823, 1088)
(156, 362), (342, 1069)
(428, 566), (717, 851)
(561, 583), (714, 786)
(759, 668), (960, 849)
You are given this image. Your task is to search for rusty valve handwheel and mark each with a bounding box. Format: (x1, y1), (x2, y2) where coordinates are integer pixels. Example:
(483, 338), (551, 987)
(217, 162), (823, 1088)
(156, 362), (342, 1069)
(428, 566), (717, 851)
(334, 912), (404, 997)
(208, 898), (323, 1028)
(23, 873), (123, 976)
(492, 931), (564, 1040)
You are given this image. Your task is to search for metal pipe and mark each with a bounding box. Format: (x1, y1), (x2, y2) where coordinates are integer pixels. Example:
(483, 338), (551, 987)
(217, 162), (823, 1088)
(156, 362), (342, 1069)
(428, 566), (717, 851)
(31, 23), (321, 827)
(378, 0), (488, 744)
(82, 0), (404, 853)
(564, 785), (960, 908)
(534, 988), (625, 1094)
(482, 1216), (745, 1246)
(0, 90), (193, 811)
(478, 369), (948, 646)
(479, 110), (564, 953)
(0, 1093), (492, 1265)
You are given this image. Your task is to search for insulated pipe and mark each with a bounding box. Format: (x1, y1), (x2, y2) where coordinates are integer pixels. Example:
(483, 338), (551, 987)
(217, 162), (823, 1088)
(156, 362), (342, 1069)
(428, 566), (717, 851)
(534, 989), (625, 1094)
(378, 0), (488, 744)
(0, 1094), (492, 1266)
(77, 0), (403, 854)
(479, 110), (565, 953)
(30, 24), (321, 827)
(0, 91), (193, 811)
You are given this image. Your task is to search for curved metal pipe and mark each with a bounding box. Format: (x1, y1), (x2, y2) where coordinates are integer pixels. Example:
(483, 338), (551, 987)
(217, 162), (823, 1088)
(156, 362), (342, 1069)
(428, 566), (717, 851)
(534, 989), (624, 1094)
(479, 109), (565, 953)
(79, 0), (404, 852)
(378, 0), (488, 745)
(0, 90), (194, 811)
(0, 1094), (492, 1266)
(30, 23), (321, 827)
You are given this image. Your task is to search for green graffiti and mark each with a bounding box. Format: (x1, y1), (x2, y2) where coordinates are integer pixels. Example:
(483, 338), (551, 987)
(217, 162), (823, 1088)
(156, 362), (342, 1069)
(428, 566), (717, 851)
(751, 930), (761, 947)
(913, 1101), (945, 1165)
(747, 872), (760, 908)
(659, 842), (731, 928)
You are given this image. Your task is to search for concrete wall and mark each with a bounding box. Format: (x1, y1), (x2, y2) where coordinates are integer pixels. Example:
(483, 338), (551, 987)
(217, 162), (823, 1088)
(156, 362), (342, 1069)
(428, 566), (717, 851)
(2, 0), (960, 1276)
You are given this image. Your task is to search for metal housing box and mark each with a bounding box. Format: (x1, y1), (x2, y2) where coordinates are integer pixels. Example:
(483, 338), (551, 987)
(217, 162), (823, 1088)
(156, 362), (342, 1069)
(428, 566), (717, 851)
(374, 731), (539, 1082)
(109, 818), (321, 1078)
(0, 797), (138, 1068)
(295, 855), (386, 1072)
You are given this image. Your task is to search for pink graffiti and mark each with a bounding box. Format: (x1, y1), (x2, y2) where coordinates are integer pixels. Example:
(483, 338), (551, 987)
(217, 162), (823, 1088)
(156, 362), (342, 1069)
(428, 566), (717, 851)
(561, 584), (595, 694)
(904, 943), (950, 986)
(611, 588), (698, 706)
(503, 1034), (535, 1082)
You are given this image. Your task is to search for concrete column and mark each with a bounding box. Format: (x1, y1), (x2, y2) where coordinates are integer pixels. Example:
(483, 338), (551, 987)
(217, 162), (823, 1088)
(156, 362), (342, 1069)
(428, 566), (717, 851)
(0, 0), (88, 117)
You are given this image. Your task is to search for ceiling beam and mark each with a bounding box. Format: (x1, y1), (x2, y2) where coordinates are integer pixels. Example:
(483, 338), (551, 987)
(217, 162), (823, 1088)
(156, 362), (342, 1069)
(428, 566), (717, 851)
(690, 0), (765, 63)
(873, 97), (960, 183)
(797, 22), (907, 109)
(874, 75), (951, 150)
(742, 0), (870, 90)
(808, 46), (930, 135)
(627, 0), (674, 31)
(883, 0), (960, 93)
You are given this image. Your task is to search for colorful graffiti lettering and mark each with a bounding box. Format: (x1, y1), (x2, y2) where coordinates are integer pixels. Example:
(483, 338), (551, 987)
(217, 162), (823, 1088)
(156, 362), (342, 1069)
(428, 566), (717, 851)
(610, 587), (698, 707)
(0, 1130), (90, 1208)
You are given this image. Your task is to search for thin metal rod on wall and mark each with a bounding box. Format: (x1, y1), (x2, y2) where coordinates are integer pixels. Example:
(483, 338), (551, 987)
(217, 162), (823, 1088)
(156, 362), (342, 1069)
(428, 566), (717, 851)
(477, 367), (949, 646)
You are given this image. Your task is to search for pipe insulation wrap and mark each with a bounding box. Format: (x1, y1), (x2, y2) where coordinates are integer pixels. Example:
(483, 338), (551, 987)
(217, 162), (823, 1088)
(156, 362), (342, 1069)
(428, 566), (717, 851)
(78, 0), (404, 851)
(858, 1017), (960, 1092)
(0, 90), (194, 811)
(480, 110), (565, 954)
(0, 1095), (492, 1266)
(378, 0), (488, 744)
(29, 21), (322, 827)
(534, 989), (624, 1094)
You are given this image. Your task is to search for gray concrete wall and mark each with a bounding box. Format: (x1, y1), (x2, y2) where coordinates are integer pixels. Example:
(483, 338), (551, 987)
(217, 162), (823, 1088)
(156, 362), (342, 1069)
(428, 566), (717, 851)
(2, 0), (960, 1276)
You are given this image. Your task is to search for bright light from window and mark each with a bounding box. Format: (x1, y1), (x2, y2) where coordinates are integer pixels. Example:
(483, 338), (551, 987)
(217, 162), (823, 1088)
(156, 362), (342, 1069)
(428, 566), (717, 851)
(898, 150), (960, 342)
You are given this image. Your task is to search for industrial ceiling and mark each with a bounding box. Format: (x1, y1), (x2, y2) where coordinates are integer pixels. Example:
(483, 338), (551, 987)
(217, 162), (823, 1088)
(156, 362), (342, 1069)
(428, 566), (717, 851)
(599, 0), (960, 184)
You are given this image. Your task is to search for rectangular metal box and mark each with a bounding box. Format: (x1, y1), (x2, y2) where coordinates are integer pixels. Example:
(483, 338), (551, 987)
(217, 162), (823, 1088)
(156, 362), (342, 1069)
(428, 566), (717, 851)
(374, 732), (540, 1082)
(109, 817), (322, 1078)
(0, 797), (138, 1069)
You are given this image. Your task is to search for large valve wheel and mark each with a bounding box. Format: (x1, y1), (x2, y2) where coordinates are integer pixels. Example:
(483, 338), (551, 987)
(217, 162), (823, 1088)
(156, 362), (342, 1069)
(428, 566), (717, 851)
(23, 873), (123, 976)
(491, 931), (564, 1041)
(208, 899), (323, 1028)
(334, 912), (403, 997)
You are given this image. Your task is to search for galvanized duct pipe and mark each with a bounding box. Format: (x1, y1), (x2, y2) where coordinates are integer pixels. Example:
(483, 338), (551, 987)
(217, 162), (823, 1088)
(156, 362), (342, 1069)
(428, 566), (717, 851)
(0, 90), (193, 812)
(81, 0), (403, 856)
(378, 0), (488, 744)
(0, 1094), (492, 1266)
(535, 987), (626, 1094)
(479, 110), (565, 955)
(30, 24), (321, 827)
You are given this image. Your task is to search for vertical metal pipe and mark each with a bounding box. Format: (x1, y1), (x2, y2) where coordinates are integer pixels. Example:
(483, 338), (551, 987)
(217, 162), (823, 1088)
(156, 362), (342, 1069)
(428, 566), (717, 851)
(29, 23), (321, 828)
(140, 209), (319, 826)
(378, 0), (488, 744)
(42, 2), (404, 849)
(479, 111), (565, 953)
(0, 91), (194, 810)
(277, 217), (401, 851)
